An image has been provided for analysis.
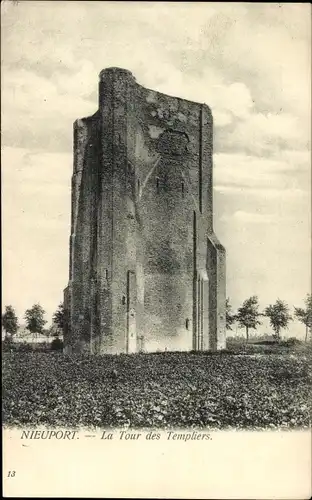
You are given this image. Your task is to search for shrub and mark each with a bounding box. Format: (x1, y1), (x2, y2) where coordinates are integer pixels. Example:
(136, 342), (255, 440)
(3, 350), (311, 429)
(2, 340), (33, 353)
(284, 337), (301, 346)
(253, 340), (280, 346)
(51, 337), (64, 351)
(2, 338), (14, 353)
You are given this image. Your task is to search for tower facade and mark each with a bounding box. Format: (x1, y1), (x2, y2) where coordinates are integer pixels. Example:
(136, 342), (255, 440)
(63, 67), (226, 354)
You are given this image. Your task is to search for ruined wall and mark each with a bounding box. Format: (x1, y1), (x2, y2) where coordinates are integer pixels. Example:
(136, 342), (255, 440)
(64, 67), (226, 354)
(65, 114), (101, 353)
(127, 85), (205, 351)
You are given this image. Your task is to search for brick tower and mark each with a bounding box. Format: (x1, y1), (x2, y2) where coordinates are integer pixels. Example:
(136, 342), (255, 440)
(63, 67), (226, 354)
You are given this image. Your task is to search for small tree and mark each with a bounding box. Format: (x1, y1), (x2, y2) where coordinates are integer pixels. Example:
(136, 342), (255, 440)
(2, 305), (19, 340)
(236, 296), (262, 340)
(52, 302), (65, 335)
(294, 294), (312, 342)
(25, 303), (47, 339)
(226, 298), (236, 331)
(264, 299), (292, 340)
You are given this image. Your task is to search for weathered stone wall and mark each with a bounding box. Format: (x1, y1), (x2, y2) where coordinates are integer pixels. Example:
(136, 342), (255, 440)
(68, 115), (101, 353)
(129, 86), (203, 351)
(64, 67), (226, 354)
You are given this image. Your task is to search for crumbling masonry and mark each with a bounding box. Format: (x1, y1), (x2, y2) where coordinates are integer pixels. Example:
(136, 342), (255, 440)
(63, 67), (226, 354)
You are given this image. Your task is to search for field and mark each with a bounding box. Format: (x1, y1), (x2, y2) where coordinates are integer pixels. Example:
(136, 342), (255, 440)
(3, 348), (311, 429)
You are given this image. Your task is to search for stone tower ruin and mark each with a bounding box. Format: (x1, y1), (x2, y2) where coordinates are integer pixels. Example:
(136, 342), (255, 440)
(63, 67), (226, 354)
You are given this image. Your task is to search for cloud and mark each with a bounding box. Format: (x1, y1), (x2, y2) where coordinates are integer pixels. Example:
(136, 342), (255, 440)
(221, 210), (275, 224)
(215, 186), (307, 202)
(2, 68), (96, 151)
(2, 146), (72, 320)
(186, 4), (311, 122)
(210, 82), (254, 120)
(214, 152), (310, 193)
(2, 2), (310, 155)
(219, 112), (310, 156)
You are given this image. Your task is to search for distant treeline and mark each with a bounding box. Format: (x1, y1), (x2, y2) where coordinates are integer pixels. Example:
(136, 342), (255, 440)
(2, 294), (312, 342)
(226, 294), (312, 342)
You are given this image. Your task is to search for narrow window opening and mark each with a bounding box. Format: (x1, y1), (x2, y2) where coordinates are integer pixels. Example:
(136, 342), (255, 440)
(156, 177), (160, 193)
(186, 318), (190, 330)
(122, 295), (126, 305)
(181, 180), (185, 197)
(137, 178), (140, 191)
(105, 269), (108, 279)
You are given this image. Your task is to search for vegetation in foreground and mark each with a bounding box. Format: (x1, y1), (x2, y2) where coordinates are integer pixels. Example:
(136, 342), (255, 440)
(3, 349), (311, 429)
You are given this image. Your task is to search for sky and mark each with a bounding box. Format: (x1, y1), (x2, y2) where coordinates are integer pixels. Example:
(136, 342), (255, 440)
(1, 1), (311, 337)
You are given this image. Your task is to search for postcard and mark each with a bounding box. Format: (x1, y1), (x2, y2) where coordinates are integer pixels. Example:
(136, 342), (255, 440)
(2, 1), (311, 498)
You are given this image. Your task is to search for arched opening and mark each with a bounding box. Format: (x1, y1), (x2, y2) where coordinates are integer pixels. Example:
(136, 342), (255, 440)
(156, 177), (160, 194)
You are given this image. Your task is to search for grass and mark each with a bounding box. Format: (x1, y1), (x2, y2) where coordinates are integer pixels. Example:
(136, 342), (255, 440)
(3, 348), (311, 429)
(226, 336), (311, 355)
